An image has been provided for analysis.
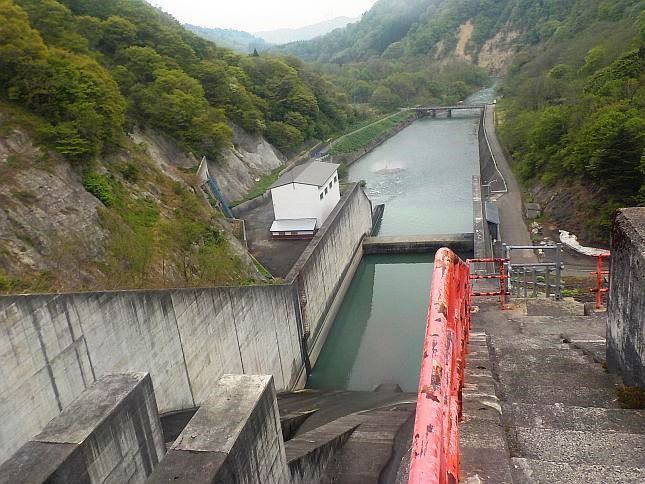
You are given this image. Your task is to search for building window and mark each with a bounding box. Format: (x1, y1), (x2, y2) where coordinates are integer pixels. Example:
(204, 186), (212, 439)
(329, 182), (333, 189)
(334, 175), (337, 183)
(320, 193), (324, 200)
(324, 187), (328, 195)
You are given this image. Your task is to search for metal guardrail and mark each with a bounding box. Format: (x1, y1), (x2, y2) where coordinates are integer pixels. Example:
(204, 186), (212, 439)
(409, 248), (471, 484)
(504, 244), (563, 300)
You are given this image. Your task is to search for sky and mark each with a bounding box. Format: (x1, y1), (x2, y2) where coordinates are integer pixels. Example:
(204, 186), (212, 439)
(147, 0), (377, 33)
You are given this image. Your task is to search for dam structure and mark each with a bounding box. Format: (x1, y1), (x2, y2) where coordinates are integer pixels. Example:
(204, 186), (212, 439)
(3, 84), (643, 483)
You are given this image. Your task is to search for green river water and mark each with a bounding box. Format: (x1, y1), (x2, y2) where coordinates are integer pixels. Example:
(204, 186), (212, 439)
(308, 88), (495, 392)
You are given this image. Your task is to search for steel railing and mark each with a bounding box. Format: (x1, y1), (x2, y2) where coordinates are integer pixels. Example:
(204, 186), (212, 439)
(409, 248), (471, 484)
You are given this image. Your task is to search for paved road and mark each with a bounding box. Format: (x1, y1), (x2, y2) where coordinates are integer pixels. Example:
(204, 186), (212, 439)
(485, 105), (599, 277)
(484, 105), (536, 264)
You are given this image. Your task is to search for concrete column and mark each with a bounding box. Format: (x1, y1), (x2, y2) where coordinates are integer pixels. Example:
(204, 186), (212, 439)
(607, 208), (645, 387)
(0, 373), (165, 484)
(147, 375), (287, 483)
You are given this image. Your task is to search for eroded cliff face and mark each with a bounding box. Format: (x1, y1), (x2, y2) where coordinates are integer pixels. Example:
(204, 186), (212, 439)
(0, 128), (106, 289)
(437, 21), (521, 75)
(208, 125), (285, 203)
(0, 114), (279, 292)
(478, 28), (520, 74)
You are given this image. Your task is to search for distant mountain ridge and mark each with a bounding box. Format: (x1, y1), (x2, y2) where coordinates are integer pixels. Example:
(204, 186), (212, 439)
(255, 16), (359, 45)
(184, 24), (270, 53)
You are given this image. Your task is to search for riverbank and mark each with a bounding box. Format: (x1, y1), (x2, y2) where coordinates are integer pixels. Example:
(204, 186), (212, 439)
(330, 112), (416, 168)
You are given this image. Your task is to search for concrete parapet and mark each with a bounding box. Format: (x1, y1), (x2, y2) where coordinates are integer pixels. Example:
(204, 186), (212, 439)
(362, 234), (474, 255)
(147, 375), (287, 483)
(0, 373), (164, 484)
(607, 208), (645, 387)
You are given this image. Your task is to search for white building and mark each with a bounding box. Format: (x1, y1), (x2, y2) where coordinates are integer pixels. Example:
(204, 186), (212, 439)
(269, 161), (341, 238)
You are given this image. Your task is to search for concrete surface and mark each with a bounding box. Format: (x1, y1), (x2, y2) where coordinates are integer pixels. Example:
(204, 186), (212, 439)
(472, 300), (645, 483)
(362, 234), (474, 255)
(287, 183), (373, 361)
(242, 194), (310, 278)
(0, 373), (164, 484)
(607, 208), (645, 387)
(147, 375), (287, 483)
(0, 284), (302, 463)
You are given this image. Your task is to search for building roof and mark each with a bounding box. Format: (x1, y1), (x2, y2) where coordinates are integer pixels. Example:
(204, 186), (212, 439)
(270, 218), (317, 232)
(269, 161), (339, 190)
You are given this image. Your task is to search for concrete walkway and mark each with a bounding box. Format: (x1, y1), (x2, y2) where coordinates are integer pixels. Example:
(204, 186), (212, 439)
(483, 105), (536, 264)
(470, 301), (645, 482)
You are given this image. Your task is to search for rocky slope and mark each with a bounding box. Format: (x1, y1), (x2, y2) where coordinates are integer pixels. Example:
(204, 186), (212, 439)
(0, 106), (285, 293)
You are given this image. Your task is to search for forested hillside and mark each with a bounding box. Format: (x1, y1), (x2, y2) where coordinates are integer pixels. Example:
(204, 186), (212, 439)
(498, 0), (644, 242)
(0, 0), (360, 292)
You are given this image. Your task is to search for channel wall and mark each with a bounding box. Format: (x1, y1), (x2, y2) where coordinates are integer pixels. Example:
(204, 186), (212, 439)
(0, 183), (373, 463)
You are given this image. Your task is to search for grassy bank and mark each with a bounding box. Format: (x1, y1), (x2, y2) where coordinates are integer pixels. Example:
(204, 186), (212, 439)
(330, 111), (415, 155)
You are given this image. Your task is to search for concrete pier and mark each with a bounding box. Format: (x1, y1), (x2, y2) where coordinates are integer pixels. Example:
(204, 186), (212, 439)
(147, 375), (287, 483)
(0, 373), (164, 484)
(362, 234), (474, 255)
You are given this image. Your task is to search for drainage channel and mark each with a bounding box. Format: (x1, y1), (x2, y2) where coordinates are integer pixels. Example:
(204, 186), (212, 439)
(308, 88), (495, 392)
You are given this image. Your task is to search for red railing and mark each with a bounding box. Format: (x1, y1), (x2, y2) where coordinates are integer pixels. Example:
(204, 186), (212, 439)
(590, 253), (610, 310)
(409, 248), (471, 484)
(467, 258), (510, 310)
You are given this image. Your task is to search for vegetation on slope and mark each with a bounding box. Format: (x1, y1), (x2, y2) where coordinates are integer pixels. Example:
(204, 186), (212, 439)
(0, 0), (359, 165)
(3, 0), (358, 291)
(497, 0), (644, 240)
(330, 111), (415, 154)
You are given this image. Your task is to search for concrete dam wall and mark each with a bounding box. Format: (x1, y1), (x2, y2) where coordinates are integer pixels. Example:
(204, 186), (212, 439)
(0, 184), (373, 463)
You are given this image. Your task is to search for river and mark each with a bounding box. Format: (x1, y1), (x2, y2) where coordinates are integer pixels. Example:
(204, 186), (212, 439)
(308, 88), (495, 391)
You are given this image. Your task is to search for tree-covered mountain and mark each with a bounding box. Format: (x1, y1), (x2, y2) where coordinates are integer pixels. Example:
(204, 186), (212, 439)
(497, 0), (644, 241)
(1, 0), (358, 163)
(183, 24), (270, 54)
(255, 16), (359, 45)
(0, 0), (363, 292)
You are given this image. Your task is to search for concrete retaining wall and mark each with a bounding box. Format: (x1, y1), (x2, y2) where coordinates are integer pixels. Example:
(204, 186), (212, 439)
(607, 208), (645, 388)
(0, 185), (372, 464)
(287, 184), (373, 363)
(363, 234), (474, 255)
(0, 373), (165, 484)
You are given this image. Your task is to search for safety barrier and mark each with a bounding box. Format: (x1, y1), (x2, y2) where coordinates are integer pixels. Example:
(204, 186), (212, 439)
(467, 257), (510, 310)
(409, 248), (471, 484)
(590, 253), (610, 309)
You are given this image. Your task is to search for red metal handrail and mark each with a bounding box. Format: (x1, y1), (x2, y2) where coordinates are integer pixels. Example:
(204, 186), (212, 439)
(409, 248), (471, 484)
(590, 253), (610, 310)
(467, 257), (510, 310)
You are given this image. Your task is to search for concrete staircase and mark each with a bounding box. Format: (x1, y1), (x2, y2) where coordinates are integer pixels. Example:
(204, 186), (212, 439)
(474, 302), (645, 483)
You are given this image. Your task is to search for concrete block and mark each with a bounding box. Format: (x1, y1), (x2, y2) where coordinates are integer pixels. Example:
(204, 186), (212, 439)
(0, 373), (165, 484)
(607, 208), (645, 387)
(147, 375), (287, 483)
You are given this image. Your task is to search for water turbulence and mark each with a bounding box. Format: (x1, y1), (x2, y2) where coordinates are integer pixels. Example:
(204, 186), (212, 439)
(309, 89), (494, 391)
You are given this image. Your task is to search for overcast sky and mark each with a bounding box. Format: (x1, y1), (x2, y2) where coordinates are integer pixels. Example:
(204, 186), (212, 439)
(148, 0), (377, 33)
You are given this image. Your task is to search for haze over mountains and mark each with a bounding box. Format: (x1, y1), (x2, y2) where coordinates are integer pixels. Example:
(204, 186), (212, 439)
(255, 16), (359, 44)
(185, 16), (360, 53)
